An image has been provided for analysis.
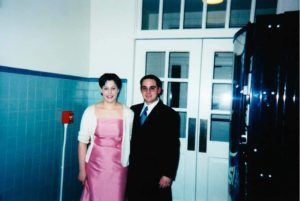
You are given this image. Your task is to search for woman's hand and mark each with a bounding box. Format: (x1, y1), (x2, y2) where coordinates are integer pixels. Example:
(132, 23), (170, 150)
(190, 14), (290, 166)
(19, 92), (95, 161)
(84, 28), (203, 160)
(78, 170), (87, 185)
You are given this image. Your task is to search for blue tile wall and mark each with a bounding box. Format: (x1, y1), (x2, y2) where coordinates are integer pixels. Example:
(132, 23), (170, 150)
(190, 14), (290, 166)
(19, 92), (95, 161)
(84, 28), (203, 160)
(0, 66), (127, 201)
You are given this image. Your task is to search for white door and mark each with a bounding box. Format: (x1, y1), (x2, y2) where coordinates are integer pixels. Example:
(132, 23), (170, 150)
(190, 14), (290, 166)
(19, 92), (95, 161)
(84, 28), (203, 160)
(132, 39), (234, 201)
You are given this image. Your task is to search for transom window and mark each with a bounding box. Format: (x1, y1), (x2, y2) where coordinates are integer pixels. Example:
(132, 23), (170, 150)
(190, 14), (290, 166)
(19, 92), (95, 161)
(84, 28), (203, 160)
(141, 0), (278, 30)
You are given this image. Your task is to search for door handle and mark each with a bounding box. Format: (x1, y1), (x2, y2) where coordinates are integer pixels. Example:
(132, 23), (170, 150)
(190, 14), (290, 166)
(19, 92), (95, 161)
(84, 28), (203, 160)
(240, 127), (248, 144)
(187, 118), (196, 151)
(199, 119), (207, 153)
(240, 103), (250, 144)
(240, 73), (252, 144)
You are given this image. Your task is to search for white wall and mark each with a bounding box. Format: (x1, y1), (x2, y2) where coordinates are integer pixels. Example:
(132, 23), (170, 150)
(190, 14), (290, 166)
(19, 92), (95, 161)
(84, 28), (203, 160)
(89, 0), (136, 78)
(89, 0), (136, 105)
(88, 0), (136, 88)
(0, 0), (90, 77)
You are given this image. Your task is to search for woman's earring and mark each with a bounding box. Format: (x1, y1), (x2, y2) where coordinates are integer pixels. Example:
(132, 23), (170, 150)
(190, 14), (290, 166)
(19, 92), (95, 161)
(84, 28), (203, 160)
(101, 92), (103, 96)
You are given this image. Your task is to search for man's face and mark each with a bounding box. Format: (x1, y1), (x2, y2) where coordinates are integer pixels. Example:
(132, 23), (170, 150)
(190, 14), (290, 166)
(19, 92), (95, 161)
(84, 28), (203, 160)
(141, 78), (161, 104)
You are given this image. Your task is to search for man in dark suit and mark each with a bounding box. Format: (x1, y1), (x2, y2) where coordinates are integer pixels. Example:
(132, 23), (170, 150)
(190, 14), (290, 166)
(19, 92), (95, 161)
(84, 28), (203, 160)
(127, 74), (180, 201)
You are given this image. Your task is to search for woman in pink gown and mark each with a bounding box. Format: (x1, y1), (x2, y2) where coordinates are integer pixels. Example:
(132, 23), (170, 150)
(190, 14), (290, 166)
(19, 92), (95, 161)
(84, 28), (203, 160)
(77, 73), (134, 201)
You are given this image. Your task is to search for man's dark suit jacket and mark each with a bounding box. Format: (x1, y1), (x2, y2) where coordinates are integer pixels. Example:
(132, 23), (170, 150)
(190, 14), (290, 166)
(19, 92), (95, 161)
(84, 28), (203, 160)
(127, 100), (180, 201)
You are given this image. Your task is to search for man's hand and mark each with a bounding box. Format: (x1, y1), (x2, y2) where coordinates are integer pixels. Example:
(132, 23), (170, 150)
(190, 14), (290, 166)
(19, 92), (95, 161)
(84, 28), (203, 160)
(159, 176), (172, 188)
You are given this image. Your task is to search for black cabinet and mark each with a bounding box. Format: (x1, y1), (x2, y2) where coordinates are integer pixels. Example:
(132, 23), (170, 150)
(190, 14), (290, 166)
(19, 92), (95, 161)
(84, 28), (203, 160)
(229, 11), (299, 201)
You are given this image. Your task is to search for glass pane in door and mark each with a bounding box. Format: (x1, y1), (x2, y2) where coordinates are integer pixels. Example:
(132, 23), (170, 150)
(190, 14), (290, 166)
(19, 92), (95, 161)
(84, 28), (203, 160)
(210, 114), (230, 142)
(184, 0), (203, 29)
(213, 52), (233, 80)
(212, 84), (232, 110)
(142, 0), (159, 30)
(163, 0), (181, 29)
(179, 112), (187, 138)
(168, 52), (189, 78)
(145, 52), (165, 77)
(206, 0), (227, 28)
(167, 82), (188, 108)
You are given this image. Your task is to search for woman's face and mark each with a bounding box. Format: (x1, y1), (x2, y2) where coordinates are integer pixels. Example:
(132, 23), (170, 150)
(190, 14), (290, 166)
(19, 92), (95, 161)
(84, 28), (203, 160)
(101, 80), (119, 103)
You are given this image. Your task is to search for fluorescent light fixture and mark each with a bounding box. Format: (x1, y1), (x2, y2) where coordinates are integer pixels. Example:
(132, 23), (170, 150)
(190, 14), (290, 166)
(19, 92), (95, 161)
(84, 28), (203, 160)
(203, 0), (224, 4)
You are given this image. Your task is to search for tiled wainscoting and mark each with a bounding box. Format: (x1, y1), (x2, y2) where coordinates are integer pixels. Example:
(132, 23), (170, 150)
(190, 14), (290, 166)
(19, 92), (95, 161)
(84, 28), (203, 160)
(0, 66), (127, 201)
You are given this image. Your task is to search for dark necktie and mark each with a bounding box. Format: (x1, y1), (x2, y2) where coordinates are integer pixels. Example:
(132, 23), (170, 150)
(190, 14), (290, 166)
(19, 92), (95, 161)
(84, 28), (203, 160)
(140, 106), (148, 125)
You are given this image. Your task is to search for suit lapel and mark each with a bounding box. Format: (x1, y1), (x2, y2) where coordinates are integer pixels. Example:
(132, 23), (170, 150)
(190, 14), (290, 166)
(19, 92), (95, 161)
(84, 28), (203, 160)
(134, 104), (144, 127)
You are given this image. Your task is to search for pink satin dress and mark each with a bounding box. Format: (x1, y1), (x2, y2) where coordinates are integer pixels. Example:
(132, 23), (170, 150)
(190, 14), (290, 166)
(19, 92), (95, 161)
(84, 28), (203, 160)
(80, 118), (127, 201)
